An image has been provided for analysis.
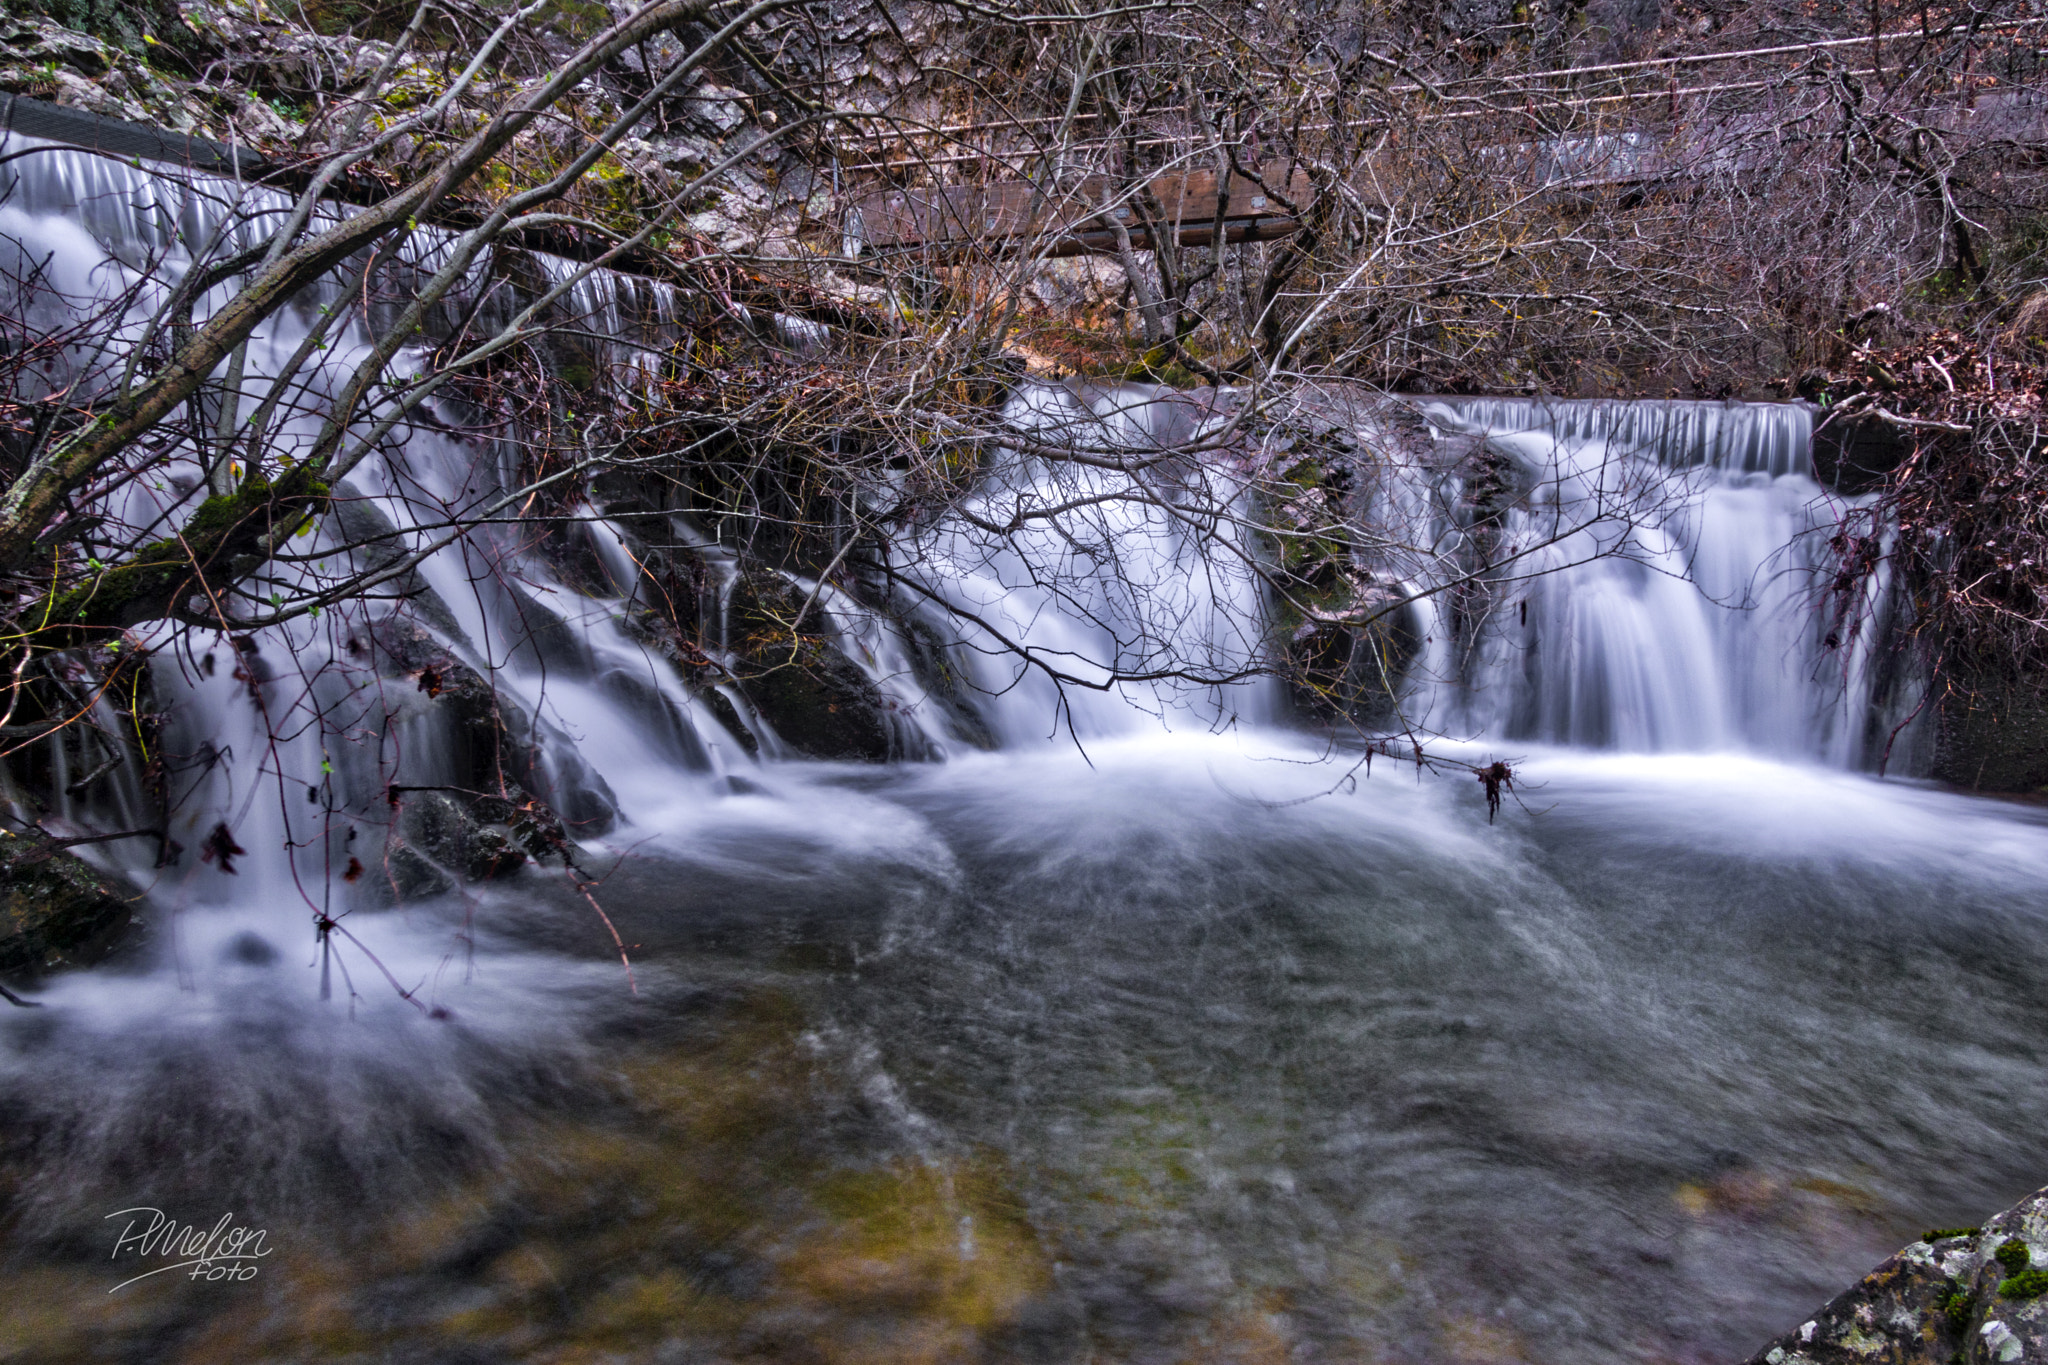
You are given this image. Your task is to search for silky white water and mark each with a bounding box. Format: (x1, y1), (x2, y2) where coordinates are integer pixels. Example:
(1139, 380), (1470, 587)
(1409, 396), (1902, 764)
(0, 134), (2042, 1365)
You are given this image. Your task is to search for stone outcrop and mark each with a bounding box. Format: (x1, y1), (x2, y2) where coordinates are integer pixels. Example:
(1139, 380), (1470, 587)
(1748, 1187), (2048, 1364)
(0, 827), (137, 974)
(352, 615), (612, 903)
(724, 570), (898, 763)
(1271, 394), (1451, 727)
(1810, 409), (1913, 495)
(1932, 670), (2048, 796)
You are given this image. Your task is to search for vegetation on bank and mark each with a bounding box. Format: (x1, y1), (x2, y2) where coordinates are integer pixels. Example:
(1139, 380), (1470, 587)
(1805, 320), (2048, 787)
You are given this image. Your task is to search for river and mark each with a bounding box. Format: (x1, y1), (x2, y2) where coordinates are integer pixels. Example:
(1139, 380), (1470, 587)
(0, 133), (2044, 1365)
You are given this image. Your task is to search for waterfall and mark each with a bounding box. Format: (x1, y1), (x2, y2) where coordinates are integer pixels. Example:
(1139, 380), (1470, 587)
(1407, 396), (1910, 767)
(0, 136), (756, 925)
(14, 121), (2048, 1365)
(894, 381), (1278, 746)
(0, 130), (1925, 967)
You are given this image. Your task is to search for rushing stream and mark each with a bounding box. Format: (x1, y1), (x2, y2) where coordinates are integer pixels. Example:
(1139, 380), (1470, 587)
(2, 136), (2047, 1365)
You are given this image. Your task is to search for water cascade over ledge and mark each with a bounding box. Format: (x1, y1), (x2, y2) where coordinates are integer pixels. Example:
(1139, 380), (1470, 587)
(1409, 396), (1914, 766)
(0, 135), (2044, 1365)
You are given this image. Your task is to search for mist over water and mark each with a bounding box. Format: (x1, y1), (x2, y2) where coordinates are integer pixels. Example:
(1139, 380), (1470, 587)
(2, 138), (2045, 1364)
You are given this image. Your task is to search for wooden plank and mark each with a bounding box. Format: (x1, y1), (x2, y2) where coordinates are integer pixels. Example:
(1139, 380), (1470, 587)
(851, 168), (1317, 257)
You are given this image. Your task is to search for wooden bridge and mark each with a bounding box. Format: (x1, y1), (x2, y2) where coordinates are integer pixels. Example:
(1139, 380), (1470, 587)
(848, 168), (1318, 261)
(844, 17), (2048, 259)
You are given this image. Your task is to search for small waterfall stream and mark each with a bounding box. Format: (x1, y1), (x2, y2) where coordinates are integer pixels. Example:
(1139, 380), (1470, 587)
(1410, 396), (1907, 765)
(1, 135), (2045, 1365)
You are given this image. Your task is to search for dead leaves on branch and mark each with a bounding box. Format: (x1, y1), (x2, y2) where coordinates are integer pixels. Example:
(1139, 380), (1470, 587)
(1812, 327), (2048, 682)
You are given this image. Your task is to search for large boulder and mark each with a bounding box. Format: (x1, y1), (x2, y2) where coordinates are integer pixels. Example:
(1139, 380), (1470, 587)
(1810, 409), (1914, 495)
(725, 570), (895, 762)
(1933, 671), (2048, 795)
(0, 829), (137, 974)
(1747, 1186), (2048, 1364)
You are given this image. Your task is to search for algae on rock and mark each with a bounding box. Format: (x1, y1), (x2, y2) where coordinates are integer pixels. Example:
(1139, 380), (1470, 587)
(0, 828), (137, 975)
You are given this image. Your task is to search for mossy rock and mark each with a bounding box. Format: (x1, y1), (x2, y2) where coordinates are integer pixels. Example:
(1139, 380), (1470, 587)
(0, 829), (138, 973)
(1285, 613), (1420, 728)
(1743, 1186), (2048, 1363)
(726, 571), (893, 763)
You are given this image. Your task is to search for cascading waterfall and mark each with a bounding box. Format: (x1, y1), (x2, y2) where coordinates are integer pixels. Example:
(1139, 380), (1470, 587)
(1408, 396), (1911, 766)
(0, 133), (1923, 902)
(0, 137), (771, 905)
(894, 381), (1278, 746)
(6, 132), (2048, 1365)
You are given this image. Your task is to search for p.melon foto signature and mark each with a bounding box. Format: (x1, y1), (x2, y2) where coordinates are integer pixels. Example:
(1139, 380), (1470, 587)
(103, 1208), (271, 1292)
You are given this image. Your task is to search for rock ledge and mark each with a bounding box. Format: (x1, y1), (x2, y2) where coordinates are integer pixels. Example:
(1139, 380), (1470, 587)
(1749, 1186), (2048, 1364)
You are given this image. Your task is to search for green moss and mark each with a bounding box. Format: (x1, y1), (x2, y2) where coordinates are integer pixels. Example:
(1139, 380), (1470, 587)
(1944, 1283), (1975, 1327)
(33, 472), (330, 635)
(1925, 1226), (1982, 1242)
(1999, 1269), (2048, 1299)
(1996, 1239), (2033, 1273)
(16, 0), (194, 59)
(0, 830), (136, 972)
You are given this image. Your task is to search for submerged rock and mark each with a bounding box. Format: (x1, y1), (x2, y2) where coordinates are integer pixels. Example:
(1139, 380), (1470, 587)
(1747, 1186), (2048, 1364)
(0, 829), (137, 974)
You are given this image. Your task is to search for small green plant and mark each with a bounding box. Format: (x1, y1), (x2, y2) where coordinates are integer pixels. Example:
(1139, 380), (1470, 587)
(2000, 1268), (2048, 1299)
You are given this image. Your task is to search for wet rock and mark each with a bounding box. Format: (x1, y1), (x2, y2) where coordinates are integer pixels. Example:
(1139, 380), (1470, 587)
(328, 496), (461, 638)
(699, 685), (762, 757)
(899, 609), (997, 751)
(725, 571), (893, 762)
(397, 791), (528, 884)
(370, 793), (540, 905)
(1932, 669), (2048, 795)
(0, 828), (137, 973)
(1811, 410), (1913, 495)
(1746, 1186), (2048, 1364)
(371, 838), (455, 903)
(499, 582), (592, 678)
(347, 616), (617, 903)
(1267, 399), (1445, 727)
(539, 516), (631, 599)
(1285, 596), (1423, 728)
(366, 615), (619, 833)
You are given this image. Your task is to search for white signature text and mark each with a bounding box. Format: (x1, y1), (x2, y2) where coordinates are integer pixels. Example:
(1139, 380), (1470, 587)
(104, 1207), (271, 1292)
